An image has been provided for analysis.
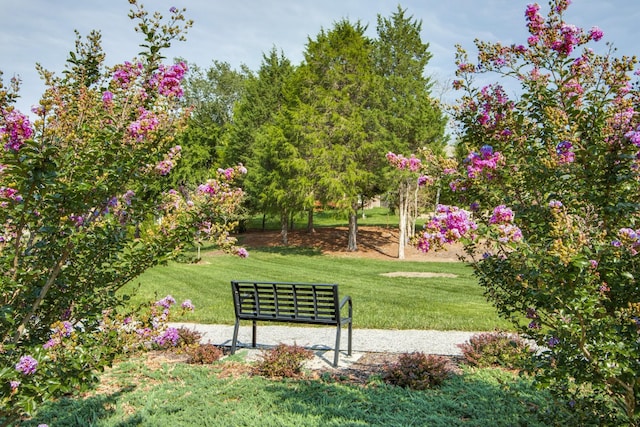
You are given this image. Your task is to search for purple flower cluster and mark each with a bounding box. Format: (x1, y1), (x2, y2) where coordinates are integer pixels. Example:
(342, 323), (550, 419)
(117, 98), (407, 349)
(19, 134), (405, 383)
(198, 179), (220, 196)
(489, 205), (515, 224)
(181, 299), (195, 311)
(156, 295), (176, 309)
(625, 124), (640, 147)
(1, 109), (33, 151)
(465, 145), (504, 179)
(552, 24), (582, 55)
(386, 152), (422, 172)
(417, 175), (434, 186)
(15, 355), (38, 375)
(416, 205), (477, 253)
(43, 321), (75, 349)
(153, 327), (180, 347)
(614, 228), (640, 255)
(555, 140), (575, 164)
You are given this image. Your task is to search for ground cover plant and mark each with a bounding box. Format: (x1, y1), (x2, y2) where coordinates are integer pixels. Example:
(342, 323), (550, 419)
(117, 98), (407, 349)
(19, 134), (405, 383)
(22, 352), (579, 427)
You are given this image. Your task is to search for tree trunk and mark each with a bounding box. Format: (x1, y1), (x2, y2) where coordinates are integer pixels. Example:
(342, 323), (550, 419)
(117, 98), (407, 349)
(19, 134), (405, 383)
(307, 209), (315, 233)
(398, 182), (407, 259)
(347, 203), (358, 251)
(280, 211), (288, 245)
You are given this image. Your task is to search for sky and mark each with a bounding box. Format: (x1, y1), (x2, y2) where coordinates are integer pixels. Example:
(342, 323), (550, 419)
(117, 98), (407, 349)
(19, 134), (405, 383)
(1, 0), (639, 116)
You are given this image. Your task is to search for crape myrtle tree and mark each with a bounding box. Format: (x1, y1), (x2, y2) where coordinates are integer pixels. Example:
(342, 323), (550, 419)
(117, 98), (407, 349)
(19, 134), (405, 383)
(374, 6), (447, 258)
(417, 0), (640, 423)
(0, 2), (246, 422)
(298, 19), (386, 251)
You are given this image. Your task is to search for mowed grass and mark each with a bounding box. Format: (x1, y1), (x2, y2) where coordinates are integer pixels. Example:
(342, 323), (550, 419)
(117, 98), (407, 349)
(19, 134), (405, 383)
(124, 245), (512, 331)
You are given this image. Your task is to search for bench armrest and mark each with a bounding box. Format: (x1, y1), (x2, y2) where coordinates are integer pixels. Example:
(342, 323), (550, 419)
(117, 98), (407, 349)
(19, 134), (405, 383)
(339, 295), (352, 319)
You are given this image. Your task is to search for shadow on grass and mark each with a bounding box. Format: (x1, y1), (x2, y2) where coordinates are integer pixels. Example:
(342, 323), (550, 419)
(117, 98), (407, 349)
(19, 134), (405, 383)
(24, 368), (579, 426)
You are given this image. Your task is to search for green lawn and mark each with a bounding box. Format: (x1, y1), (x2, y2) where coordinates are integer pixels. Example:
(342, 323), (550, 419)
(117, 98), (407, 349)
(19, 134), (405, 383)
(123, 245), (512, 331)
(245, 206), (423, 230)
(25, 356), (572, 426)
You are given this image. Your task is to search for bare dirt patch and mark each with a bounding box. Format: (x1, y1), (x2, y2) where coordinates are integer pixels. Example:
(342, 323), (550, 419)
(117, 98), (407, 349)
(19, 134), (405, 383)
(235, 225), (465, 262)
(380, 272), (458, 278)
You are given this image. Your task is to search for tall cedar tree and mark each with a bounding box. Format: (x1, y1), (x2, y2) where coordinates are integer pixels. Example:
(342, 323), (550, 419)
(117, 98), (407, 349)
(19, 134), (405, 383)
(239, 50), (313, 243)
(299, 20), (385, 251)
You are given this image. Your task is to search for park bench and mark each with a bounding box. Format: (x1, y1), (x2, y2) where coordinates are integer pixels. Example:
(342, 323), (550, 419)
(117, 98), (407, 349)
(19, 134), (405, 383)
(230, 280), (352, 367)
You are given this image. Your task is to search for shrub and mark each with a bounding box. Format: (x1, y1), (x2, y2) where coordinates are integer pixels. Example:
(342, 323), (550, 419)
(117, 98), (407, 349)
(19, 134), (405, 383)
(382, 352), (451, 390)
(177, 327), (203, 348)
(187, 344), (224, 364)
(458, 332), (532, 369)
(253, 343), (314, 378)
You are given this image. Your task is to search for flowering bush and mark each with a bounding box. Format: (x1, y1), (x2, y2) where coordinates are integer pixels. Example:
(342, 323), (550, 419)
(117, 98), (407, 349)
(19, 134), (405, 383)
(0, 2), (246, 423)
(423, 0), (640, 423)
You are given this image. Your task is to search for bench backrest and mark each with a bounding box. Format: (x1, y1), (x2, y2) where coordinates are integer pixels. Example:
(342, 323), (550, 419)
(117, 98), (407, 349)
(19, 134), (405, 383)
(231, 281), (340, 325)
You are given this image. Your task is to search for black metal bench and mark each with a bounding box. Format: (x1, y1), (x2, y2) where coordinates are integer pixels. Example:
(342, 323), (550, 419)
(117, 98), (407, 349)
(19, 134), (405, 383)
(230, 280), (352, 367)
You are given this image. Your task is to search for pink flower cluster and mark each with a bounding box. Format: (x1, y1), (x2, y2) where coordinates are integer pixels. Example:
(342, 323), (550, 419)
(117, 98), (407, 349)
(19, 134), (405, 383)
(216, 163), (248, 181)
(475, 84), (513, 129)
(489, 205), (523, 244)
(386, 152), (422, 172)
(198, 180), (220, 196)
(149, 62), (188, 98)
(112, 61), (143, 88)
(113, 62), (142, 87)
(128, 108), (160, 142)
(1, 109), (33, 151)
(525, 2), (603, 54)
(0, 186), (22, 207)
(415, 205), (477, 253)
(155, 145), (181, 176)
(465, 145), (504, 178)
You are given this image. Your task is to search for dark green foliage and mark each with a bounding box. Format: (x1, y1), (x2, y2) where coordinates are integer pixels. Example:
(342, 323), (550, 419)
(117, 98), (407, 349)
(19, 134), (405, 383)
(253, 343), (314, 378)
(458, 332), (533, 369)
(382, 352), (451, 389)
(187, 344), (224, 364)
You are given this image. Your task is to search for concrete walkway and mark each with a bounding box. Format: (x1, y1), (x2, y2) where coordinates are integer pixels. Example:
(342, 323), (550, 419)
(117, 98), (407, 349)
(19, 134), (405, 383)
(170, 322), (479, 369)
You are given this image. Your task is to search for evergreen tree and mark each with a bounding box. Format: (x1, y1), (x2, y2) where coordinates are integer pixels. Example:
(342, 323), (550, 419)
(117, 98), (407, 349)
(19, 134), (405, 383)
(299, 19), (385, 251)
(171, 60), (248, 188)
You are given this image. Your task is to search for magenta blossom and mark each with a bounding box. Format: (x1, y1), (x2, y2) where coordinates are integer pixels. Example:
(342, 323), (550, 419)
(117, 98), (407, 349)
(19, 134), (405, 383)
(1, 109), (33, 151)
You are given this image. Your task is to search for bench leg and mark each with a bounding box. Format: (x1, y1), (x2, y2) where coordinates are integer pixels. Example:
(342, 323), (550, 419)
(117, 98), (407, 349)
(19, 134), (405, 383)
(231, 318), (240, 354)
(334, 324), (341, 367)
(252, 320), (257, 348)
(347, 320), (352, 356)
